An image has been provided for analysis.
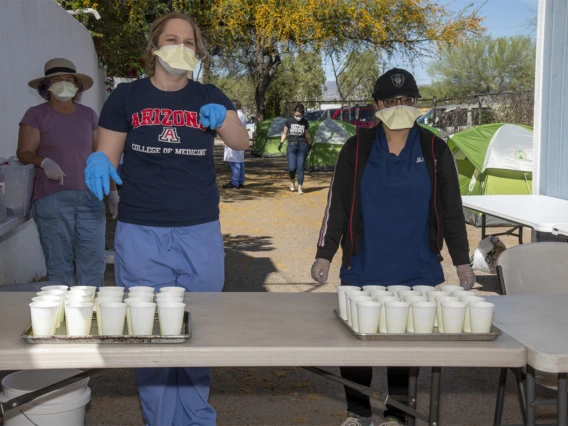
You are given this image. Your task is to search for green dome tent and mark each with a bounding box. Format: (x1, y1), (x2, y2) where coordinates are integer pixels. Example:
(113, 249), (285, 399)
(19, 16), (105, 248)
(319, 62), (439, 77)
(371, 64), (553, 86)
(448, 123), (533, 226)
(252, 116), (287, 157)
(305, 119), (357, 171)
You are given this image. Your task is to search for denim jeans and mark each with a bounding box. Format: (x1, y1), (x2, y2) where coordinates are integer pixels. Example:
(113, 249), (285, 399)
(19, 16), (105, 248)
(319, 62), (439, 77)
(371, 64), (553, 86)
(229, 161), (245, 186)
(32, 189), (106, 286)
(287, 142), (308, 185)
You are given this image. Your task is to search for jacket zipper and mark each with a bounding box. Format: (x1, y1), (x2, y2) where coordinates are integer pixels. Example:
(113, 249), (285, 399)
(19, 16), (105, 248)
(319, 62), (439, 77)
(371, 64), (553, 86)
(347, 134), (360, 269)
(431, 135), (443, 261)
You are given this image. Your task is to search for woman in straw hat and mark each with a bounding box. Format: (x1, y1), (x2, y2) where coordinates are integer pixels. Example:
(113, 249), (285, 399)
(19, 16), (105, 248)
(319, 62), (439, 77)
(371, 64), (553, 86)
(84, 12), (248, 426)
(17, 58), (116, 287)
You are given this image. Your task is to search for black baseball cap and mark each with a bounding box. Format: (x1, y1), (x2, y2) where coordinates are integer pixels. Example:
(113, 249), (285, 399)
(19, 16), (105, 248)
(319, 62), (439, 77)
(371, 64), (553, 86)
(373, 68), (421, 100)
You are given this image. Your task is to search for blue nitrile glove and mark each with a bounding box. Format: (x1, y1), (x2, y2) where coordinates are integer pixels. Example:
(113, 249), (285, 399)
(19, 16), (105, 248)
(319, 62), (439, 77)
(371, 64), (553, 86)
(85, 152), (122, 201)
(200, 104), (227, 130)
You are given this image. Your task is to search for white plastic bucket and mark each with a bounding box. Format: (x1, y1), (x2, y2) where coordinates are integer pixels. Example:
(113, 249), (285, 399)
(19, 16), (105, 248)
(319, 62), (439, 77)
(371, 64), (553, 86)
(0, 369), (91, 426)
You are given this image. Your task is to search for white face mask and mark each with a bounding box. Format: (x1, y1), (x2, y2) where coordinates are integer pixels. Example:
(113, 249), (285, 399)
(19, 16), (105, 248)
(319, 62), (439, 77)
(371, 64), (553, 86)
(375, 105), (421, 130)
(294, 116), (302, 121)
(153, 44), (199, 75)
(48, 81), (78, 101)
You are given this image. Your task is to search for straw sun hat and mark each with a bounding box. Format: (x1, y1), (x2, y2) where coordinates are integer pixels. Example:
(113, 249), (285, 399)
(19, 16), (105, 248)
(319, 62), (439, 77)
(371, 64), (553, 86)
(28, 58), (93, 90)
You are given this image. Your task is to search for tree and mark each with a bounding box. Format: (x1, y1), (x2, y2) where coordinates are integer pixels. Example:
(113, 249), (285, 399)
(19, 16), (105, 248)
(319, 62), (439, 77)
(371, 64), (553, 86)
(264, 50), (326, 117)
(60, 0), (484, 121)
(329, 49), (382, 105)
(427, 36), (536, 97)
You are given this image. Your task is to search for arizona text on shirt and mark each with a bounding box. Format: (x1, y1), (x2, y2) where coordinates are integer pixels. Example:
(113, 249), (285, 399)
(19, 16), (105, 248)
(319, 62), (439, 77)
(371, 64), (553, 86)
(131, 108), (206, 131)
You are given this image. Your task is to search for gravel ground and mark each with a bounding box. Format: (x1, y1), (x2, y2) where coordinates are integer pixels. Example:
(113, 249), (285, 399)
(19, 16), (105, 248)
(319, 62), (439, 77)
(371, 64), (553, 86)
(1, 145), (557, 426)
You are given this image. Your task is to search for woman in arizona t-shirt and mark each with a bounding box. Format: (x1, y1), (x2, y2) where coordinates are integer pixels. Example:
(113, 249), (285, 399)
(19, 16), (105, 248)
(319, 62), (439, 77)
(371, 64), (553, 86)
(84, 12), (248, 426)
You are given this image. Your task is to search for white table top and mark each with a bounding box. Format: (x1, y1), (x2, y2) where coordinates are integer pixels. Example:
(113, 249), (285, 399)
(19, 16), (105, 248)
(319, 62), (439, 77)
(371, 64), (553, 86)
(461, 195), (568, 232)
(487, 295), (568, 373)
(552, 223), (568, 238)
(0, 292), (525, 370)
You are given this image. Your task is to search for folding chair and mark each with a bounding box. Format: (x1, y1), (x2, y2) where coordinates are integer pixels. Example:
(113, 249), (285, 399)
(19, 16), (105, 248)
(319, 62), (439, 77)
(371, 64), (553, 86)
(493, 242), (568, 425)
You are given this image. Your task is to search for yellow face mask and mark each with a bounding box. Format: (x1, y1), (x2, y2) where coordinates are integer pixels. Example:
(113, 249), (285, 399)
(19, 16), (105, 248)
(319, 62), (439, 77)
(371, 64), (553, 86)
(48, 81), (78, 101)
(375, 105), (421, 130)
(153, 44), (200, 75)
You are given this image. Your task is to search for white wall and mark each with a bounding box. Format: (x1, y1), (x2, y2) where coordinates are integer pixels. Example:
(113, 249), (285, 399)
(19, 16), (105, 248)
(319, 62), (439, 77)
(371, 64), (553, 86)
(0, 0), (106, 284)
(533, 0), (568, 200)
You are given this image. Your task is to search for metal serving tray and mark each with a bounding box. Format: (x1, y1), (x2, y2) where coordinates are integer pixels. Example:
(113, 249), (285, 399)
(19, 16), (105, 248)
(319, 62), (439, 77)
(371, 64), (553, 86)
(334, 309), (501, 341)
(21, 312), (191, 344)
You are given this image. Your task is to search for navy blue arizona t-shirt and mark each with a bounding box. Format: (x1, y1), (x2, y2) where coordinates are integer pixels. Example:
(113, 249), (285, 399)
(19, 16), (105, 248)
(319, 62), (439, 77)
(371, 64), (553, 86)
(98, 78), (235, 227)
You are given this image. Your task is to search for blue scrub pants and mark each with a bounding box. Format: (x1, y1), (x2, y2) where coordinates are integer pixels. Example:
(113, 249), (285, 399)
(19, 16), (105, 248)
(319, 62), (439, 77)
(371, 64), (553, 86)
(114, 220), (224, 426)
(287, 142), (308, 185)
(32, 190), (105, 286)
(229, 162), (245, 186)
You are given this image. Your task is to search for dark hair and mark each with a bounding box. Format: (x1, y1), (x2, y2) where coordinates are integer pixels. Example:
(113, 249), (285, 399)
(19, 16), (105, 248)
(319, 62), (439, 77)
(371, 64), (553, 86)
(233, 100), (242, 110)
(37, 76), (84, 103)
(294, 103), (305, 115)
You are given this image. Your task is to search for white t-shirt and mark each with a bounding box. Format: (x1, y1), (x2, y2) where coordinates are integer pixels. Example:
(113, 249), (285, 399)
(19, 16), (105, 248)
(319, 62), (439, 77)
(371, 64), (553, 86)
(224, 109), (247, 162)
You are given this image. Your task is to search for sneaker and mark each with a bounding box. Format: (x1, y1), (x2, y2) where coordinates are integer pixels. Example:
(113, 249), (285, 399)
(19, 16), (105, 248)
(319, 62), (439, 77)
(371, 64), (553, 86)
(340, 413), (374, 426)
(222, 182), (239, 189)
(239, 184), (244, 188)
(378, 415), (405, 426)
(297, 187), (304, 195)
(289, 181), (295, 191)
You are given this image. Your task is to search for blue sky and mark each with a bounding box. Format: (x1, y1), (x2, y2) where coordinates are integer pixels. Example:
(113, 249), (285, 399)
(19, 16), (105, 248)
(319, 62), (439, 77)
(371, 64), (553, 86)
(324, 0), (538, 85)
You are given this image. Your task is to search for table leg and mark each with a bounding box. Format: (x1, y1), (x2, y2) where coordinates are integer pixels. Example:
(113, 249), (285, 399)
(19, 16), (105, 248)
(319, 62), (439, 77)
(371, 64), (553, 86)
(407, 367), (419, 426)
(519, 226), (523, 244)
(526, 365), (536, 426)
(482, 214), (487, 239)
(493, 368), (507, 426)
(429, 367), (441, 426)
(513, 368), (527, 424)
(558, 373), (567, 426)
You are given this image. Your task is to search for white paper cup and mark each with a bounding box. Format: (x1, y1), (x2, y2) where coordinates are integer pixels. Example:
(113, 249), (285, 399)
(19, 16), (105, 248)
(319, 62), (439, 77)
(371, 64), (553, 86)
(460, 296), (486, 332)
(99, 302), (127, 335)
(427, 290), (450, 303)
(357, 301), (382, 333)
(403, 295), (428, 332)
(65, 296), (92, 305)
(66, 290), (92, 300)
(434, 296), (458, 333)
(337, 286), (360, 320)
(72, 286), (97, 301)
(451, 290), (471, 299)
(362, 285), (386, 292)
(36, 290), (66, 325)
(125, 293), (155, 303)
(349, 296), (374, 332)
(386, 285), (411, 297)
(128, 286), (155, 294)
(412, 301), (437, 334)
(376, 296), (399, 333)
(40, 285), (69, 292)
(441, 301), (467, 333)
(440, 285), (464, 294)
(155, 293), (184, 303)
(469, 302), (495, 333)
(398, 290), (421, 301)
(385, 301), (410, 334)
(97, 287), (125, 297)
(412, 285), (436, 294)
(159, 287), (186, 296)
(96, 297), (125, 334)
(344, 290), (364, 326)
(369, 290), (393, 299)
(29, 301), (59, 336)
(31, 295), (63, 328)
(129, 302), (157, 336)
(124, 298), (155, 334)
(158, 302), (186, 336)
(65, 302), (94, 336)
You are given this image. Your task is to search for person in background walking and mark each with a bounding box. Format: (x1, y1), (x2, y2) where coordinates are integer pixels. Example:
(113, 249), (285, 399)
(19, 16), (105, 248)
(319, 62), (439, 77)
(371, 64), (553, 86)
(17, 57), (116, 286)
(222, 100), (247, 189)
(279, 103), (311, 195)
